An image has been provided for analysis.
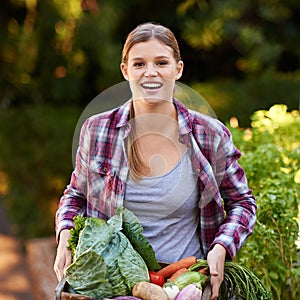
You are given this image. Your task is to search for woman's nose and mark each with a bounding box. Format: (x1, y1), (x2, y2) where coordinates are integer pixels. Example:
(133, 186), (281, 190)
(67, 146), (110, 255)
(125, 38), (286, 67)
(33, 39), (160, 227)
(145, 65), (158, 77)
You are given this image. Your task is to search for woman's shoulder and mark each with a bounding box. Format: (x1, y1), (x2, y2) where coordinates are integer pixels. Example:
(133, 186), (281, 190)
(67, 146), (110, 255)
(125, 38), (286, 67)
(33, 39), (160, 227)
(82, 100), (131, 129)
(191, 109), (233, 142)
(175, 99), (230, 137)
(189, 109), (224, 130)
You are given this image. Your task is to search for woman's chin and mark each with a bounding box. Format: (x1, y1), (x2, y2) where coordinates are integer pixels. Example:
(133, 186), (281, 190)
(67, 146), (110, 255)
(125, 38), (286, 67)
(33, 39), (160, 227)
(132, 90), (174, 103)
(133, 96), (172, 105)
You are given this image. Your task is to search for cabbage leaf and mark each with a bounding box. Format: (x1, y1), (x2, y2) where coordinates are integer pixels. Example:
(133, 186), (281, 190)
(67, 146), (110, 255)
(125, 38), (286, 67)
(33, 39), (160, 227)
(118, 207), (161, 271)
(65, 207), (151, 299)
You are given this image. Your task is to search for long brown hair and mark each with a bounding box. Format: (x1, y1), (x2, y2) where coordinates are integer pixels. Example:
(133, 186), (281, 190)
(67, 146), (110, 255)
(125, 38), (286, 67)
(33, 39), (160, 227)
(122, 22), (181, 64)
(123, 22), (182, 179)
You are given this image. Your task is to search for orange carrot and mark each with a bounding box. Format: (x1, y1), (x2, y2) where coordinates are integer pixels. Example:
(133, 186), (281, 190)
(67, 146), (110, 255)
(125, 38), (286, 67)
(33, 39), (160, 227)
(198, 267), (209, 275)
(157, 256), (197, 278)
(169, 268), (189, 282)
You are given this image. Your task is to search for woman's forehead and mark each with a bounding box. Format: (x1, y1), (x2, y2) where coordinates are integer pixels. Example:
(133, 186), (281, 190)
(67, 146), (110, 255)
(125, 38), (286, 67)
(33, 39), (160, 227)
(128, 38), (174, 59)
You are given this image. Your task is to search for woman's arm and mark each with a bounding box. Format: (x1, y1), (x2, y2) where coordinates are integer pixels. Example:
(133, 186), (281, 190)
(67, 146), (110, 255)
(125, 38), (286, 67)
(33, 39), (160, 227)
(211, 125), (257, 259)
(207, 243), (226, 299)
(54, 119), (92, 280)
(53, 229), (71, 281)
(55, 118), (91, 240)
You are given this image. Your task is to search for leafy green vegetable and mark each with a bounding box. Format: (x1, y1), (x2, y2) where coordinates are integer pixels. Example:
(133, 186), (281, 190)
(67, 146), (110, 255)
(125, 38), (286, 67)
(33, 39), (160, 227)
(173, 271), (209, 290)
(66, 250), (112, 298)
(65, 208), (151, 298)
(118, 207), (161, 271)
(67, 215), (86, 258)
(68, 208), (161, 271)
(101, 233), (128, 296)
(74, 218), (114, 260)
(117, 231), (149, 290)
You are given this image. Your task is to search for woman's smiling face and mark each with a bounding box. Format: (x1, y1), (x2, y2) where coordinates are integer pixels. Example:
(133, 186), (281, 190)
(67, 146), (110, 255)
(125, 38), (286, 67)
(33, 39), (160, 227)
(121, 38), (183, 102)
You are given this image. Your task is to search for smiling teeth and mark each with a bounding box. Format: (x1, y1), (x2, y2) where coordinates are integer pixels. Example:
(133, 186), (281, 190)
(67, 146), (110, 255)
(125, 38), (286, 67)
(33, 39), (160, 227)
(141, 83), (162, 89)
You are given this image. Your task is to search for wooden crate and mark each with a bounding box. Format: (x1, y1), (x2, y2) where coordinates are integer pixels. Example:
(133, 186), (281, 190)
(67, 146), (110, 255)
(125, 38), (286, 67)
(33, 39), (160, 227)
(55, 261), (169, 300)
(55, 278), (96, 300)
(55, 277), (212, 300)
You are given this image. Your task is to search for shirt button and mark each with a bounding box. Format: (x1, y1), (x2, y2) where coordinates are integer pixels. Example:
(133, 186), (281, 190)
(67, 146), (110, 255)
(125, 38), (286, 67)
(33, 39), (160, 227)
(196, 168), (200, 173)
(178, 137), (185, 143)
(210, 187), (215, 192)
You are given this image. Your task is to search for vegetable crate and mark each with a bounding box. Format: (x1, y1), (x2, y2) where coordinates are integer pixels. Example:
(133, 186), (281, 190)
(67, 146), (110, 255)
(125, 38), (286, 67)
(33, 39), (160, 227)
(56, 278), (96, 300)
(55, 276), (213, 300)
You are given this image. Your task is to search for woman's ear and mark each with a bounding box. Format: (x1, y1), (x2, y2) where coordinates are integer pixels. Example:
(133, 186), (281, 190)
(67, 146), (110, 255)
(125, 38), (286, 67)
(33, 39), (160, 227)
(120, 63), (129, 80)
(176, 60), (184, 80)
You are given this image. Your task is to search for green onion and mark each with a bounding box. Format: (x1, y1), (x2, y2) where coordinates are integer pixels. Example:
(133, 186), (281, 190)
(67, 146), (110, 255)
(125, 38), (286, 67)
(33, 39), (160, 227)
(189, 259), (272, 299)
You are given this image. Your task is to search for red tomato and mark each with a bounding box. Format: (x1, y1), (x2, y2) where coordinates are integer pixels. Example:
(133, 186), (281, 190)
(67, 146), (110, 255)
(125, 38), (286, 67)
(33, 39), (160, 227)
(149, 271), (165, 287)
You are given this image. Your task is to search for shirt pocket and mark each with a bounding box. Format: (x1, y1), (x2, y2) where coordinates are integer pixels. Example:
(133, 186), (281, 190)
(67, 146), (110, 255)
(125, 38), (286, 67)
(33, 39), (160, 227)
(89, 160), (117, 198)
(90, 160), (115, 177)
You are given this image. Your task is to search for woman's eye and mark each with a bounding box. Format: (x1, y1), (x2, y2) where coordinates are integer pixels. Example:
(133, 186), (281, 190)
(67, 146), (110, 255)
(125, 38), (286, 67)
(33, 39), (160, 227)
(157, 60), (168, 66)
(133, 62), (144, 67)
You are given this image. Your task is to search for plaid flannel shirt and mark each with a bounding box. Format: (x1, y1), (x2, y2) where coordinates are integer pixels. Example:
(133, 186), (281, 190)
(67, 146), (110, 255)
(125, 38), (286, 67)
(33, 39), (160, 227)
(55, 98), (256, 259)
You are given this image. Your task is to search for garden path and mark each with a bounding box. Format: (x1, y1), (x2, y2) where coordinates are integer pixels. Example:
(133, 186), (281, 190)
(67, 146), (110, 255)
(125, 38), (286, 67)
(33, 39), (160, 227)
(0, 199), (58, 300)
(0, 199), (33, 299)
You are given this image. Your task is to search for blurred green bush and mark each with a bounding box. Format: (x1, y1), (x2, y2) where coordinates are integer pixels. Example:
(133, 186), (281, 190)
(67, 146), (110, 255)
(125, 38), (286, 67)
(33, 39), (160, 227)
(231, 105), (300, 300)
(2, 0), (300, 109)
(191, 71), (300, 127)
(0, 105), (81, 238)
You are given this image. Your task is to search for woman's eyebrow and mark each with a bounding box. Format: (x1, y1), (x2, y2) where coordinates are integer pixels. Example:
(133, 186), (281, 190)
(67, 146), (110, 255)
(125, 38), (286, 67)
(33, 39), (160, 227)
(155, 55), (171, 59)
(130, 57), (144, 61)
(130, 55), (171, 61)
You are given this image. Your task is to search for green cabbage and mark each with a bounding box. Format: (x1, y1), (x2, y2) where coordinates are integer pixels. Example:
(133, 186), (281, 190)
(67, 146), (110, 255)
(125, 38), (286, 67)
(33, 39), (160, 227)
(118, 207), (161, 271)
(65, 207), (158, 299)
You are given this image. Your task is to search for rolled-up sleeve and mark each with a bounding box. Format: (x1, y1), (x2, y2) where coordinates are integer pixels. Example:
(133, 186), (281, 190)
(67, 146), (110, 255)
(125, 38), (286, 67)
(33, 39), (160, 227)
(210, 126), (257, 259)
(55, 119), (91, 241)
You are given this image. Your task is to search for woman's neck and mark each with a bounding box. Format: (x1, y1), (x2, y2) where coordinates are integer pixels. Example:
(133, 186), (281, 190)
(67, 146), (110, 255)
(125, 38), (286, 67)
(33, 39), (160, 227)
(129, 98), (185, 177)
(132, 98), (176, 117)
(130, 99), (179, 141)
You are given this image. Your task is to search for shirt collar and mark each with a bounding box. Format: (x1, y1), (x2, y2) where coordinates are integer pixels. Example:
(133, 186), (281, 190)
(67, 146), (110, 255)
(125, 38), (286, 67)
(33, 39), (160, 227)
(173, 98), (193, 135)
(115, 98), (193, 135)
(116, 99), (131, 128)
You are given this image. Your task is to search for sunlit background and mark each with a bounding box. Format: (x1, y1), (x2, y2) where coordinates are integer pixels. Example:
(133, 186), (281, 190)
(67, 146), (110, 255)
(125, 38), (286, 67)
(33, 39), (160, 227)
(0, 0), (299, 299)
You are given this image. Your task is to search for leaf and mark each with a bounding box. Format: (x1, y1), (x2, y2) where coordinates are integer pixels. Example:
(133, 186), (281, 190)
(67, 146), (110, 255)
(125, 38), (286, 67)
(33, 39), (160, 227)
(75, 217), (112, 259)
(117, 206), (161, 270)
(68, 215), (86, 258)
(294, 169), (300, 184)
(101, 232), (129, 296)
(66, 250), (113, 298)
(117, 231), (150, 289)
(107, 209), (123, 232)
(269, 271), (279, 280)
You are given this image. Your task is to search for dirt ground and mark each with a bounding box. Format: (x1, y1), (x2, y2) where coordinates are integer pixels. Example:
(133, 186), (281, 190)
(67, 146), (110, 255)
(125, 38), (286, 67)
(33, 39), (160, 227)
(0, 201), (58, 300)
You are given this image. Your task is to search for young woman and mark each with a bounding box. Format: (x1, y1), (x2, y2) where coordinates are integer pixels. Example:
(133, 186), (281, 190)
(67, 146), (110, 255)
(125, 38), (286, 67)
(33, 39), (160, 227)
(54, 22), (256, 299)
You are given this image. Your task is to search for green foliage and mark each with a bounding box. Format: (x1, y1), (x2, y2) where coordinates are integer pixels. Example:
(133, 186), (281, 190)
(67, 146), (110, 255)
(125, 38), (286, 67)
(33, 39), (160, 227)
(230, 105), (300, 300)
(178, 0), (300, 74)
(1, 0), (300, 108)
(0, 105), (80, 238)
(0, 0), (124, 107)
(191, 71), (300, 127)
(68, 215), (87, 258)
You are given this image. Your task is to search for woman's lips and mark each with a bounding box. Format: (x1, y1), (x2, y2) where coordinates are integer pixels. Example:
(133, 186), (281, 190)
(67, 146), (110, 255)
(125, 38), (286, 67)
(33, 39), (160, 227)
(140, 82), (163, 90)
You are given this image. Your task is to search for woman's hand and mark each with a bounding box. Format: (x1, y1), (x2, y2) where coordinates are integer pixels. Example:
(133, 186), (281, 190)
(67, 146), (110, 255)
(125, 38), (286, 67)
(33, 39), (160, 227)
(207, 243), (226, 300)
(54, 229), (72, 282)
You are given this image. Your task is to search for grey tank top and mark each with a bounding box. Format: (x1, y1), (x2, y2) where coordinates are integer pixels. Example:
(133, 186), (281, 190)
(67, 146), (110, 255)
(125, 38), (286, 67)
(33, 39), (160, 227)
(124, 149), (202, 263)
